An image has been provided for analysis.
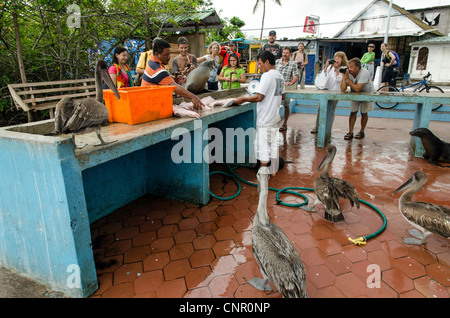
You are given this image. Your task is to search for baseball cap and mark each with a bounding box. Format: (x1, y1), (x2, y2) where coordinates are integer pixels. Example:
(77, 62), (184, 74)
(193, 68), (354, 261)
(269, 30), (276, 36)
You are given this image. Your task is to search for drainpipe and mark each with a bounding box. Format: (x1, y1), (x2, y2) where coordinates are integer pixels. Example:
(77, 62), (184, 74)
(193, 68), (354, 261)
(375, 0), (393, 90)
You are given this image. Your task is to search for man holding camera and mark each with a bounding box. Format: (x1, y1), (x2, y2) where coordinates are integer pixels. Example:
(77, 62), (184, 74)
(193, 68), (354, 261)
(341, 57), (374, 140)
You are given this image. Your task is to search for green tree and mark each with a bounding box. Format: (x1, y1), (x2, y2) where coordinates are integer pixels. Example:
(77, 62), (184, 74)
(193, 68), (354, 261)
(0, 0), (208, 126)
(207, 16), (245, 44)
(252, 0), (281, 40)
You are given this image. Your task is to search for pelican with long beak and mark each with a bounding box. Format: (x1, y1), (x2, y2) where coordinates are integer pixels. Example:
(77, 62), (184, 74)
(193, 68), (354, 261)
(53, 59), (121, 149)
(248, 166), (307, 298)
(393, 171), (450, 245)
(302, 144), (360, 222)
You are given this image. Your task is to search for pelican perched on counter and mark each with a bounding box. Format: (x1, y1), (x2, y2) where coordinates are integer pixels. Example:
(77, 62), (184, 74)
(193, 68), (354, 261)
(302, 144), (360, 222)
(53, 59), (121, 149)
(248, 166), (307, 298)
(393, 171), (450, 245)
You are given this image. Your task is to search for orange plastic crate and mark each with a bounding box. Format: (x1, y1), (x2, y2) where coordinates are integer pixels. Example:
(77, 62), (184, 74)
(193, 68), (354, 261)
(103, 86), (176, 125)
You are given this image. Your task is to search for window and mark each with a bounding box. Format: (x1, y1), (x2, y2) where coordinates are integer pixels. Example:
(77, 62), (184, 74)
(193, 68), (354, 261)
(416, 47), (429, 70)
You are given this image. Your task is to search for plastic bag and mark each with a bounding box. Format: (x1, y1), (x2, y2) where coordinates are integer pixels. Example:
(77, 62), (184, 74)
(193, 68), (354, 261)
(314, 71), (329, 90)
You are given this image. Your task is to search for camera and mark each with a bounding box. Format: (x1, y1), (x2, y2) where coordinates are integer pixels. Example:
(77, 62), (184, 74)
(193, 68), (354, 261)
(339, 67), (348, 74)
(329, 59), (336, 64)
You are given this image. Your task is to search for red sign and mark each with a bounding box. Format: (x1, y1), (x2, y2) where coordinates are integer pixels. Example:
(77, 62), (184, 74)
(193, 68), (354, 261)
(303, 16), (319, 34)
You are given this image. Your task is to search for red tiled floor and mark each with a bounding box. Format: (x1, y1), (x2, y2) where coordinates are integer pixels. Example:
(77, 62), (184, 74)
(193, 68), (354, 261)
(90, 114), (450, 298)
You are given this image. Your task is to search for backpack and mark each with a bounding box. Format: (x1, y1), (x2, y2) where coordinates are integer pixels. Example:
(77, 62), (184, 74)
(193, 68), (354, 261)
(386, 51), (400, 67)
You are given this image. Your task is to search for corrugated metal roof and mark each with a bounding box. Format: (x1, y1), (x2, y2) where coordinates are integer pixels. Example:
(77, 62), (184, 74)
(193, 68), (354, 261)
(334, 0), (443, 39)
(410, 35), (450, 44)
(160, 9), (223, 33)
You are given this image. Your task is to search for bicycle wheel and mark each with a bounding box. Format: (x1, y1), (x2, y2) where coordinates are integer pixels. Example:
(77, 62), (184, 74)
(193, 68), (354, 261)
(376, 85), (400, 109)
(419, 85), (444, 111)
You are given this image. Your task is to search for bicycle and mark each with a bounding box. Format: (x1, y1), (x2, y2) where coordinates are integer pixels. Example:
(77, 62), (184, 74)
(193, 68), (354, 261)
(375, 72), (444, 111)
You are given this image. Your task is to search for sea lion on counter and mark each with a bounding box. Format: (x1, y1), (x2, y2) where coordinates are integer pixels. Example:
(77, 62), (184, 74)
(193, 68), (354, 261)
(185, 59), (217, 95)
(410, 128), (450, 167)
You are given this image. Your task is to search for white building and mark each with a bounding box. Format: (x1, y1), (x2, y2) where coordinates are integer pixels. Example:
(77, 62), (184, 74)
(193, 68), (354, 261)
(409, 36), (450, 84)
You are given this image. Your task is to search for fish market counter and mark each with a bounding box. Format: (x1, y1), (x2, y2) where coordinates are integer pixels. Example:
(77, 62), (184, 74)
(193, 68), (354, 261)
(285, 88), (450, 157)
(0, 88), (255, 297)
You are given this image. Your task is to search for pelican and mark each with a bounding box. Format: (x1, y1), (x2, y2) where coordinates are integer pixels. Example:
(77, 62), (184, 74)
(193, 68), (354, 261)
(53, 59), (121, 149)
(302, 144), (360, 222)
(248, 166), (307, 298)
(392, 171), (450, 245)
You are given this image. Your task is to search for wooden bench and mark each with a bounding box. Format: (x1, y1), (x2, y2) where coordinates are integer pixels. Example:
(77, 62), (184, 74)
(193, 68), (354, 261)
(8, 78), (97, 122)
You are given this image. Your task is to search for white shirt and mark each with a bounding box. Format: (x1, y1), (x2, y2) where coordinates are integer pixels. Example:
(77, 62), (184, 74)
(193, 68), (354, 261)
(324, 65), (343, 91)
(256, 69), (285, 127)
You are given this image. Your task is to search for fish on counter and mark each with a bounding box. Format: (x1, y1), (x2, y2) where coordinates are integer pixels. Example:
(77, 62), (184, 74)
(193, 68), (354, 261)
(173, 96), (237, 118)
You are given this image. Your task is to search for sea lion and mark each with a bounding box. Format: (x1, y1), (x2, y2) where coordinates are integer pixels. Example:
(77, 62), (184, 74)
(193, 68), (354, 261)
(185, 59), (217, 95)
(410, 128), (450, 167)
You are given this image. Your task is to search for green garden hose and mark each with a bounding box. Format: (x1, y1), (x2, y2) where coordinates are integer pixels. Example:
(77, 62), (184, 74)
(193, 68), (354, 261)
(347, 199), (388, 246)
(209, 164), (387, 245)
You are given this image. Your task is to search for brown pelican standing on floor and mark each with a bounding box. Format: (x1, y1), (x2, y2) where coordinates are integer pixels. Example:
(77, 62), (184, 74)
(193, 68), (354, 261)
(53, 59), (121, 149)
(301, 144), (360, 222)
(248, 166), (307, 298)
(392, 171), (450, 245)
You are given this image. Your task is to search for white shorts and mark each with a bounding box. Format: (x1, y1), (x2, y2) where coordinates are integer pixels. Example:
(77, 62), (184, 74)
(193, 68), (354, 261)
(255, 126), (280, 163)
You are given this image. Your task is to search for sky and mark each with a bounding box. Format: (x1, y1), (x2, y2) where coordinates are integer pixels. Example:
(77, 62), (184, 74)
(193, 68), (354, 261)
(210, 0), (450, 39)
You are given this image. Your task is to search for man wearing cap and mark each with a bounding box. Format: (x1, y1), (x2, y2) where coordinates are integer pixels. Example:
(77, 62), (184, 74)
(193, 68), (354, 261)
(219, 41), (241, 67)
(254, 30), (282, 77)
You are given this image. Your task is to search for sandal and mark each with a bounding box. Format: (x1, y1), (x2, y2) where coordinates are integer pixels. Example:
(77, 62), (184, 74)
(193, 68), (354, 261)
(279, 124), (287, 132)
(355, 132), (365, 139)
(344, 132), (354, 140)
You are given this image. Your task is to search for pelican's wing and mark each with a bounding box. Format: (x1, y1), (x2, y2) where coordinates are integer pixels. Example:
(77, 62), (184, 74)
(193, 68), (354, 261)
(314, 178), (340, 210)
(54, 96), (75, 132)
(63, 99), (108, 133)
(253, 224), (307, 298)
(404, 202), (450, 238)
(330, 178), (360, 209)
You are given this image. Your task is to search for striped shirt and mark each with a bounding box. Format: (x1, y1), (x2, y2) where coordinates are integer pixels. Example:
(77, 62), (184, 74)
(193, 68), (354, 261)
(142, 54), (175, 86)
(275, 59), (298, 83)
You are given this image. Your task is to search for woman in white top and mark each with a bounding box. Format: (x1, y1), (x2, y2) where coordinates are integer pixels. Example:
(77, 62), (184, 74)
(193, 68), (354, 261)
(311, 51), (348, 133)
(197, 41), (220, 91)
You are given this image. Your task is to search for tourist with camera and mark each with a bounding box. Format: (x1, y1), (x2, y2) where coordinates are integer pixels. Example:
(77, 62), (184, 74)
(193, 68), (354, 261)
(311, 51), (348, 134)
(340, 57), (374, 140)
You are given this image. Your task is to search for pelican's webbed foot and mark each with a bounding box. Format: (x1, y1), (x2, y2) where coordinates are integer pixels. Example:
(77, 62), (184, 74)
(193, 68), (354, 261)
(247, 277), (272, 292)
(403, 229), (427, 245)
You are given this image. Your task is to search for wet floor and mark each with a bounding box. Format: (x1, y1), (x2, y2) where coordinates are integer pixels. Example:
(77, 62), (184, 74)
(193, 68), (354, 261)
(89, 113), (449, 298)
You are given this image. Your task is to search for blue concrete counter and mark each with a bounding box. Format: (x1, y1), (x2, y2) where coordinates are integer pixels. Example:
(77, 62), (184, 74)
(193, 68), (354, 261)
(0, 93), (255, 297)
(285, 88), (450, 157)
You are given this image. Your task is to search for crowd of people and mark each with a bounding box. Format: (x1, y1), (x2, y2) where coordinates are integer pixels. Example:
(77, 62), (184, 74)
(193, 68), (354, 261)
(106, 32), (397, 142)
